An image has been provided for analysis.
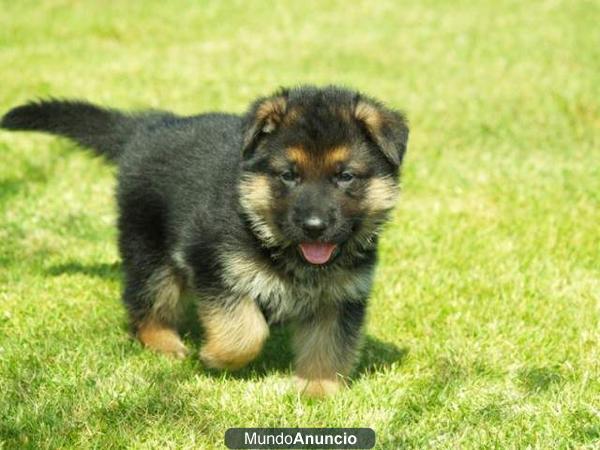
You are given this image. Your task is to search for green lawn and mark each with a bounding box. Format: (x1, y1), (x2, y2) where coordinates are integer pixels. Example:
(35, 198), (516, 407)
(1, 0), (599, 448)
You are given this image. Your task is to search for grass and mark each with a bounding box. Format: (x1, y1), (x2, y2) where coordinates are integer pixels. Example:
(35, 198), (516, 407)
(0, 0), (599, 448)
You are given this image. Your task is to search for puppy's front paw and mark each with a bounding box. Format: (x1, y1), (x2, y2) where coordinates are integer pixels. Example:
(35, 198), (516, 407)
(137, 320), (188, 359)
(199, 344), (260, 371)
(199, 347), (247, 371)
(295, 377), (344, 398)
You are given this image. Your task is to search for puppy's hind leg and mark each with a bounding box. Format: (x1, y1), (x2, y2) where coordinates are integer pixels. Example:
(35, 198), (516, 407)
(118, 189), (188, 358)
(125, 265), (188, 359)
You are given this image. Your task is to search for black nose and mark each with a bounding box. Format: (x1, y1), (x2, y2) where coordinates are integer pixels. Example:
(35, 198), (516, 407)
(302, 215), (327, 239)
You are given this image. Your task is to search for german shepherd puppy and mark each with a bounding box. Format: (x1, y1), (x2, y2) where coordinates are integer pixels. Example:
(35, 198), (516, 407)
(1, 86), (409, 397)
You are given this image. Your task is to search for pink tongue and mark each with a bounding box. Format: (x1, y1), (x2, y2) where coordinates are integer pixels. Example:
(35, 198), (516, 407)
(299, 243), (337, 265)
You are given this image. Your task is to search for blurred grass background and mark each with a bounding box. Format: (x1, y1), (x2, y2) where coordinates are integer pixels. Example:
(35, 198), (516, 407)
(0, 0), (599, 448)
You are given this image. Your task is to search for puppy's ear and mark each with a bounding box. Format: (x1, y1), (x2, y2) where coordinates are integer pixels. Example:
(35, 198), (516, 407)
(242, 90), (289, 157)
(354, 97), (409, 168)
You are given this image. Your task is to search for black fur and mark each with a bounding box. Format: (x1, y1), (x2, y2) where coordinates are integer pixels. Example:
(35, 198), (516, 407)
(1, 85), (409, 395)
(0, 99), (175, 161)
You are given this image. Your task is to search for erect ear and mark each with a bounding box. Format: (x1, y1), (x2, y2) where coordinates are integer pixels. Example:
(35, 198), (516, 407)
(354, 97), (409, 168)
(242, 90), (289, 157)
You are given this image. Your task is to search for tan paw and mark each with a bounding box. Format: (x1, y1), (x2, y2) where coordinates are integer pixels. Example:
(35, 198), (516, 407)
(199, 345), (257, 370)
(137, 320), (188, 359)
(198, 296), (269, 370)
(295, 377), (344, 398)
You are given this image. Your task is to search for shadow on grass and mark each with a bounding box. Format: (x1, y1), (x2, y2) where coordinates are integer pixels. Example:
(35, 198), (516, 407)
(45, 261), (408, 380)
(517, 365), (563, 392)
(356, 337), (409, 375)
(0, 324), (407, 447)
(193, 325), (408, 382)
(80, 339), (406, 448)
(46, 261), (122, 281)
(0, 178), (25, 203)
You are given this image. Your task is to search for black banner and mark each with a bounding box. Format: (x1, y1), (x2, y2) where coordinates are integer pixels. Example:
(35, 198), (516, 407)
(225, 428), (376, 449)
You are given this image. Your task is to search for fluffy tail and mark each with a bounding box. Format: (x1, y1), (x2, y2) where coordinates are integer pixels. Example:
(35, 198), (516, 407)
(1, 99), (156, 161)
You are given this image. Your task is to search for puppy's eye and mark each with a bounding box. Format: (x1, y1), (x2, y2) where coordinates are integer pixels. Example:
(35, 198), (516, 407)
(280, 170), (299, 185)
(335, 171), (355, 185)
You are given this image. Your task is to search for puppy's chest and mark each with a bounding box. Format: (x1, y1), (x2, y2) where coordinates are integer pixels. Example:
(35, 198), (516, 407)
(221, 253), (373, 322)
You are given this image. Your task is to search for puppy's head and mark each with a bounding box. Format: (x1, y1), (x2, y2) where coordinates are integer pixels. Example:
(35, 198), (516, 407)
(239, 86), (409, 266)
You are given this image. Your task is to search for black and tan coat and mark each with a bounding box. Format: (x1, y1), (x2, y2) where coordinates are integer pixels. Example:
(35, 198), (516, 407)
(1, 86), (409, 397)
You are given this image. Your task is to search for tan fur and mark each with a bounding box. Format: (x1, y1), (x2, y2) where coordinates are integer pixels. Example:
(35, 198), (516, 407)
(323, 146), (350, 168)
(341, 176), (399, 252)
(295, 377), (344, 398)
(239, 174), (272, 211)
(287, 146), (311, 169)
(292, 306), (357, 397)
(286, 145), (351, 177)
(137, 319), (187, 359)
(282, 106), (301, 125)
(219, 248), (372, 322)
(364, 176), (398, 214)
(238, 174), (280, 247)
(256, 96), (287, 132)
(199, 296), (269, 370)
(145, 265), (184, 324)
(354, 100), (383, 131)
(221, 251), (287, 305)
(135, 265), (187, 358)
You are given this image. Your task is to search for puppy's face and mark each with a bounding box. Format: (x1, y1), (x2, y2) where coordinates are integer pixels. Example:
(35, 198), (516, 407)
(239, 86), (409, 266)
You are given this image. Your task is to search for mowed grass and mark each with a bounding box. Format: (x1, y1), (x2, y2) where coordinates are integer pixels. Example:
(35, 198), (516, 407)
(1, 0), (599, 448)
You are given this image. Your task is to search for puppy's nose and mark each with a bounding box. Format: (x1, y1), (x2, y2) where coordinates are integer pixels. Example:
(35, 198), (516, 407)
(302, 215), (327, 239)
